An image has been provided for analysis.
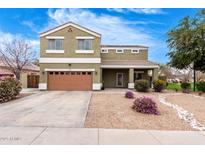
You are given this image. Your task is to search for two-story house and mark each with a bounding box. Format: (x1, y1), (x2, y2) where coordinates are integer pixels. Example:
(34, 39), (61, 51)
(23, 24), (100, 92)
(39, 22), (159, 91)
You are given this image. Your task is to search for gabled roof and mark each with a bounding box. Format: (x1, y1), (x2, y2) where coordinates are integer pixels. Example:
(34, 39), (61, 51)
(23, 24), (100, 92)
(40, 22), (101, 38)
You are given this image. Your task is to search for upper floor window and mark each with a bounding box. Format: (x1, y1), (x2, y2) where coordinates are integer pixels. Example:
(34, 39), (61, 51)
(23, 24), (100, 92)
(131, 49), (139, 53)
(77, 39), (92, 50)
(116, 49), (124, 53)
(101, 49), (108, 53)
(48, 39), (63, 50)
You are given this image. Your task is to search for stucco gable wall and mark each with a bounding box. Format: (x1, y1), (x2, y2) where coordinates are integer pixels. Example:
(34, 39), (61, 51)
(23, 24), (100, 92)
(40, 25), (101, 58)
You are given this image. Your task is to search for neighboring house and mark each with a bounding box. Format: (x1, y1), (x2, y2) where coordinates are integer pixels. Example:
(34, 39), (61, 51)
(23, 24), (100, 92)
(0, 59), (40, 88)
(39, 22), (159, 91)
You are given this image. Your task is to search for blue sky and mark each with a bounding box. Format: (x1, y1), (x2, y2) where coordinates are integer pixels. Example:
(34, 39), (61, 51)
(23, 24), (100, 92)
(0, 8), (200, 63)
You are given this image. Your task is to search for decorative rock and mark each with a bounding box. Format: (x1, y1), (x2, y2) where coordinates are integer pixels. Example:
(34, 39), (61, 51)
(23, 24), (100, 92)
(159, 94), (205, 131)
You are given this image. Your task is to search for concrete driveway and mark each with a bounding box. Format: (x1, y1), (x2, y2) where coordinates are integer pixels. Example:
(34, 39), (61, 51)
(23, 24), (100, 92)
(0, 91), (91, 127)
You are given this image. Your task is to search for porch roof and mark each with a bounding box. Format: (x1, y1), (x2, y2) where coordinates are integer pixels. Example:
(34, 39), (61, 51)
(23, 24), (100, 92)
(101, 60), (159, 69)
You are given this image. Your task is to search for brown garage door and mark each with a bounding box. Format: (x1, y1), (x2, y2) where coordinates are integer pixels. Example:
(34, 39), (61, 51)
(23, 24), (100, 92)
(48, 71), (92, 91)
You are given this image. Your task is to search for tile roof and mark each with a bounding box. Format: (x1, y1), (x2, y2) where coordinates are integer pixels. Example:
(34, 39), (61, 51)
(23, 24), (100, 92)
(101, 60), (159, 67)
(0, 59), (39, 71)
(101, 45), (149, 48)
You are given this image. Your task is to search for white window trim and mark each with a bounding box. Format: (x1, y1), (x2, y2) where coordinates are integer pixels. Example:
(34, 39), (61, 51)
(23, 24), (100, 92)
(46, 50), (64, 53)
(46, 36), (64, 39)
(76, 36), (94, 39)
(116, 49), (124, 53)
(75, 50), (94, 54)
(39, 58), (101, 64)
(131, 49), (140, 53)
(101, 49), (108, 53)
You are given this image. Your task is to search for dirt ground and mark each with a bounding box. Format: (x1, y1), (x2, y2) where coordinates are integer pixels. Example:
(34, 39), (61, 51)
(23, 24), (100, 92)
(85, 92), (193, 130)
(166, 94), (205, 125)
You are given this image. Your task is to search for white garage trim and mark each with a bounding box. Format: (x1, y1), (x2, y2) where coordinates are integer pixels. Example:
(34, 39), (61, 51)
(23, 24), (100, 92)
(39, 58), (101, 64)
(44, 68), (95, 72)
(39, 83), (47, 90)
(92, 83), (102, 90)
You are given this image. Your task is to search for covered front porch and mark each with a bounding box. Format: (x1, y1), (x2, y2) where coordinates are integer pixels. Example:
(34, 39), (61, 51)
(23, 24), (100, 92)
(100, 60), (159, 89)
(102, 68), (158, 89)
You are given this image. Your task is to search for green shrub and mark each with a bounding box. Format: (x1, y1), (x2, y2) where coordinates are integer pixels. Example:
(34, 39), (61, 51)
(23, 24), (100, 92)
(0, 78), (22, 103)
(181, 82), (191, 93)
(134, 79), (149, 92)
(153, 79), (166, 92)
(196, 82), (205, 92)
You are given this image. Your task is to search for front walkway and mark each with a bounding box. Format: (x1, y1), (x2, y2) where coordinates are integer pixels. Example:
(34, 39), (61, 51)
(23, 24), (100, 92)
(0, 127), (205, 145)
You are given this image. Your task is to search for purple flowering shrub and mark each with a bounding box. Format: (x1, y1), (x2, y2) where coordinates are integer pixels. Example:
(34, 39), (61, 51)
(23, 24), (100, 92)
(132, 96), (160, 115)
(125, 91), (134, 99)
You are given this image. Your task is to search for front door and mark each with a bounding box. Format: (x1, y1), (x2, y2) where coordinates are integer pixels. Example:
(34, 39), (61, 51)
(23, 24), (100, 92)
(116, 73), (124, 87)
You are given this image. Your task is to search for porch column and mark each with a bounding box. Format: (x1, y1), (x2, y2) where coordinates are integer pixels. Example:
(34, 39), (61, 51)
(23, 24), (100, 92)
(152, 68), (158, 87)
(128, 68), (134, 89)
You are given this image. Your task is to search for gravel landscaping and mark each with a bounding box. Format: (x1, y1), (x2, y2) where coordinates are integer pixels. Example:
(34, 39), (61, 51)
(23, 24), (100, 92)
(166, 94), (205, 127)
(85, 92), (193, 130)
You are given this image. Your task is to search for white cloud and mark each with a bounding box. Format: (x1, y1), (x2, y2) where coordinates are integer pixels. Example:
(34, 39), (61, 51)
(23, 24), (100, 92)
(22, 20), (39, 33)
(46, 8), (164, 47)
(107, 8), (125, 13)
(128, 8), (164, 14)
(0, 30), (39, 53)
(107, 8), (165, 14)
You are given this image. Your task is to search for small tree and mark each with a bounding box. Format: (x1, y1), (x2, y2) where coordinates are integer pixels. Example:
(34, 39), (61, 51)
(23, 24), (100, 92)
(0, 39), (35, 80)
(167, 10), (205, 91)
(158, 64), (174, 79)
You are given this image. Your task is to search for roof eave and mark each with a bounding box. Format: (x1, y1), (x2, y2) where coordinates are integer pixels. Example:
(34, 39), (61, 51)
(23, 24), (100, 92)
(39, 22), (101, 38)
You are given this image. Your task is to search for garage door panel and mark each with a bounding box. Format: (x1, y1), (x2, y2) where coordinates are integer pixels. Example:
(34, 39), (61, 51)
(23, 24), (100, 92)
(48, 72), (92, 91)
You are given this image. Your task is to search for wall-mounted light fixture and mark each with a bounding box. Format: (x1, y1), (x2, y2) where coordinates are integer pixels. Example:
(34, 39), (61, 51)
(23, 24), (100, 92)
(42, 71), (45, 75)
(95, 71), (98, 75)
(68, 64), (71, 67)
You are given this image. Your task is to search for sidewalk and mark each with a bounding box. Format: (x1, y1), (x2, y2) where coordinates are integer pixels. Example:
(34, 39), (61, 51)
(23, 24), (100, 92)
(0, 127), (205, 145)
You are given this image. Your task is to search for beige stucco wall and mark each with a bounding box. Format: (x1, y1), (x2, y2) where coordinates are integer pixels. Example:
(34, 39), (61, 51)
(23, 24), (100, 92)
(40, 25), (101, 58)
(20, 73), (27, 88)
(102, 69), (129, 88)
(101, 49), (148, 60)
(39, 23), (157, 90)
(40, 63), (101, 84)
(40, 25), (102, 86)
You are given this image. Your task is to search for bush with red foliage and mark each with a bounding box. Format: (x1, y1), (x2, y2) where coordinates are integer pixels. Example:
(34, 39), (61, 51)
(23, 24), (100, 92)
(132, 96), (160, 115)
(125, 91), (134, 99)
